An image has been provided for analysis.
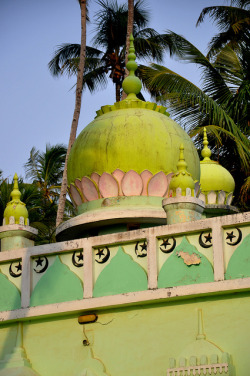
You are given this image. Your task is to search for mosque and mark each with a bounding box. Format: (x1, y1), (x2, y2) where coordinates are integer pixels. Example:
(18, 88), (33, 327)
(0, 36), (249, 376)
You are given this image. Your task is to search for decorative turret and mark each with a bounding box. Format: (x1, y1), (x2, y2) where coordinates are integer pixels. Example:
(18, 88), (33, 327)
(199, 128), (237, 217)
(3, 174), (29, 226)
(163, 145), (205, 224)
(169, 144), (196, 197)
(0, 174), (37, 252)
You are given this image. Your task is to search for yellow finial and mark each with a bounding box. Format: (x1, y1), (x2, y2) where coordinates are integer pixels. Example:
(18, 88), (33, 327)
(3, 174), (29, 226)
(11, 173), (21, 201)
(177, 143), (188, 172)
(169, 144), (195, 196)
(122, 34), (142, 100)
(201, 127), (212, 161)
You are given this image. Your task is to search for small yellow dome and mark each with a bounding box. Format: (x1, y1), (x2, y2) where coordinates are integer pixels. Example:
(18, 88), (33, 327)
(200, 128), (235, 195)
(169, 144), (195, 196)
(3, 174), (29, 225)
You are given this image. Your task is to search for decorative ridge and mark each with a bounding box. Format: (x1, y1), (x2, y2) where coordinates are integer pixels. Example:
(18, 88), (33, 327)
(95, 100), (170, 118)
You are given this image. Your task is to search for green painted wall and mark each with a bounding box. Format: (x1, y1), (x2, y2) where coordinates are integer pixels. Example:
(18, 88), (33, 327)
(30, 256), (83, 307)
(225, 234), (250, 280)
(158, 237), (214, 288)
(0, 271), (21, 311)
(93, 246), (148, 297)
(1, 293), (250, 375)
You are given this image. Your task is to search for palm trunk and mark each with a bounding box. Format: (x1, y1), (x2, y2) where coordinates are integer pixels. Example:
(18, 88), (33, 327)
(121, 0), (134, 100)
(116, 82), (121, 102)
(56, 0), (87, 227)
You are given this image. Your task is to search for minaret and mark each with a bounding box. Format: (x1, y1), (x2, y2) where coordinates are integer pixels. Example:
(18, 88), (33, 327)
(162, 144), (205, 224)
(0, 174), (37, 251)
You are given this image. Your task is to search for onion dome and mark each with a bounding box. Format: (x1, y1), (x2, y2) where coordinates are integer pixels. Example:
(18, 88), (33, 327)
(3, 174), (29, 226)
(67, 36), (200, 211)
(169, 144), (196, 197)
(199, 128), (235, 205)
(58, 36), (200, 240)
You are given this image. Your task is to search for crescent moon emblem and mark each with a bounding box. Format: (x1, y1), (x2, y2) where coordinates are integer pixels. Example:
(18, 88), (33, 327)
(72, 251), (84, 267)
(160, 237), (176, 253)
(199, 232), (213, 248)
(95, 247), (110, 264)
(226, 227), (242, 246)
(34, 256), (49, 274)
(135, 242), (147, 258)
(9, 262), (22, 278)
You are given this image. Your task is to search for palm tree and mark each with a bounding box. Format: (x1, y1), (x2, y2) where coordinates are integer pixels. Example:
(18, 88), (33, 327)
(196, 0), (250, 60)
(24, 144), (76, 243)
(48, 0), (166, 102)
(56, 0), (87, 226)
(139, 29), (249, 209)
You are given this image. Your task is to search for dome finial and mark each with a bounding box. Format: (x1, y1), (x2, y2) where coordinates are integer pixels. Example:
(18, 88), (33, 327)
(177, 143), (188, 172)
(168, 144), (196, 197)
(201, 127), (212, 161)
(11, 173), (21, 201)
(122, 34), (142, 100)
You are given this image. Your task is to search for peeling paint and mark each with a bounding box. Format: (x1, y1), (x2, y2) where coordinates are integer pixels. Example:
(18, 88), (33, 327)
(177, 251), (201, 266)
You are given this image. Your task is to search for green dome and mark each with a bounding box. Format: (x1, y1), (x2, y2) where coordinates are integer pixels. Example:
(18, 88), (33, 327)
(200, 128), (235, 194)
(3, 174), (29, 225)
(67, 102), (200, 185)
(200, 162), (235, 193)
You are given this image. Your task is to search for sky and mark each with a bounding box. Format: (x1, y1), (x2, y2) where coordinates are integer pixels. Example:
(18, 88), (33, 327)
(0, 0), (223, 180)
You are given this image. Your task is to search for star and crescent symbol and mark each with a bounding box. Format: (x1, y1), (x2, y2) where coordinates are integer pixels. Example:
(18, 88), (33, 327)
(159, 237), (176, 253)
(199, 231), (213, 248)
(225, 228), (242, 246)
(95, 247), (110, 264)
(33, 256), (49, 274)
(9, 261), (22, 278)
(135, 241), (147, 257)
(72, 250), (84, 267)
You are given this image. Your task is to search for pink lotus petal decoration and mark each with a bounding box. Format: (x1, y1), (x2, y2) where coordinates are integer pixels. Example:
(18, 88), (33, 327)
(165, 172), (174, 197)
(75, 179), (87, 202)
(72, 169), (175, 204)
(90, 172), (100, 187)
(81, 176), (99, 201)
(147, 171), (168, 197)
(141, 170), (153, 196)
(112, 169), (125, 196)
(121, 170), (143, 196)
(69, 184), (83, 207)
(99, 172), (119, 198)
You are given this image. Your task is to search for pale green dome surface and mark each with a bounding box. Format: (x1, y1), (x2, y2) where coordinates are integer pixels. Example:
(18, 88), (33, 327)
(199, 127), (235, 194)
(67, 104), (200, 185)
(200, 162), (235, 193)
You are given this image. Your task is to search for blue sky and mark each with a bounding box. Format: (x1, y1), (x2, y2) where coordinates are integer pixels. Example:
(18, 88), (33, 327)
(0, 0), (222, 180)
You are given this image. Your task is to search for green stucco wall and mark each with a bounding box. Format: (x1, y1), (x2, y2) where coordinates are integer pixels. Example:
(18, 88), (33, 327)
(1, 293), (250, 375)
